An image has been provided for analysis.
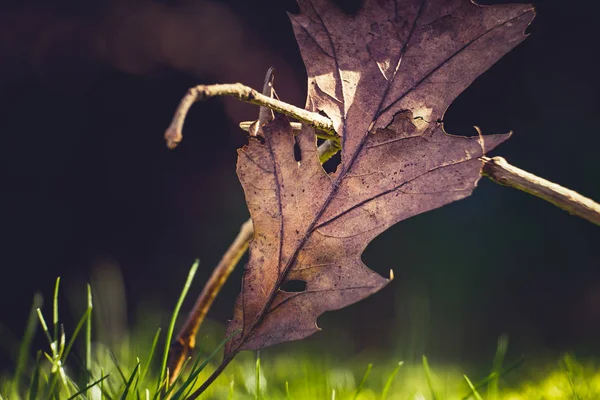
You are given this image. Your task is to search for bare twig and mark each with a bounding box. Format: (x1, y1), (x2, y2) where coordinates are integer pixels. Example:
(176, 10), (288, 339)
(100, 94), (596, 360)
(164, 82), (337, 149)
(248, 66), (276, 137)
(481, 156), (600, 226)
(240, 120), (302, 133)
(167, 219), (253, 382)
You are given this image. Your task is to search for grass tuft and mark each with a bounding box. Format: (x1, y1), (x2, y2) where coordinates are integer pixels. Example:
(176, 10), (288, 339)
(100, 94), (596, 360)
(3, 265), (600, 400)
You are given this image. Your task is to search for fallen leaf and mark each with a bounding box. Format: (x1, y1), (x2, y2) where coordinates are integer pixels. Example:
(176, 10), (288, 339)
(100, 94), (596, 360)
(225, 0), (534, 355)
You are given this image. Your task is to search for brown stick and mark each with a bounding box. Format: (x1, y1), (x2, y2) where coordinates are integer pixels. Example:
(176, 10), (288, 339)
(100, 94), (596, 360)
(164, 82), (337, 149)
(481, 156), (600, 226)
(167, 219), (253, 381)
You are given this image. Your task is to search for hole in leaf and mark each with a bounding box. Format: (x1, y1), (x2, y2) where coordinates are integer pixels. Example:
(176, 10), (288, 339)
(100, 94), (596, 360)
(281, 279), (306, 293)
(293, 135), (302, 162)
(322, 151), (341, 174)
(332, 0), (362, 15)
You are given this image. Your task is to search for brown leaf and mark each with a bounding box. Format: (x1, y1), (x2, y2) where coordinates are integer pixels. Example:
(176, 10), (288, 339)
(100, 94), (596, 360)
(225, 0), (534, 355)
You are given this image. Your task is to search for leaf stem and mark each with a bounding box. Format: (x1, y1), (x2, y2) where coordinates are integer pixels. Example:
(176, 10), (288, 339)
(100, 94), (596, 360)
(186, 353), (238, 400)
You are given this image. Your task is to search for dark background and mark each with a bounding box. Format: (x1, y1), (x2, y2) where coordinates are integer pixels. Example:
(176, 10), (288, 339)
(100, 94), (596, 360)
(1, 0), (599, 370)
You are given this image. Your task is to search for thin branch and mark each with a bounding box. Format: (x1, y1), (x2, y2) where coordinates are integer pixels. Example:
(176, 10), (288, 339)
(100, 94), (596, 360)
(481, 156), (600, 226)
(240, 120), (302, 133)
(167, 219), (253, 382)
(164, 83), (337, 149)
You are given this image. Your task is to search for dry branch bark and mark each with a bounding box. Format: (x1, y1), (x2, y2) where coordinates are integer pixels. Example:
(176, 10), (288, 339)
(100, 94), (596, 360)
(164, 83), (337, 150)
(482, 156), (600, 226)
(167, 219), (253, 382)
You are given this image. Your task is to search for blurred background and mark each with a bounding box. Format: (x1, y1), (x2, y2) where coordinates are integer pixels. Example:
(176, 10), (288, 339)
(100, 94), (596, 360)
(1, 0), (599, 372)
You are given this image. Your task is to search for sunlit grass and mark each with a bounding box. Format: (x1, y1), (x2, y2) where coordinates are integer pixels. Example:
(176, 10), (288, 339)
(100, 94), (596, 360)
(1, 263), (600, 399)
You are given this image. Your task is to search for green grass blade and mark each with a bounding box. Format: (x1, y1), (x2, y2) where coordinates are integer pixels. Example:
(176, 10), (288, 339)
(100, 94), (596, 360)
(228, 378), (235, 400)
(152, 376), (167, 400)
(139, 327), (161, 387)
(353, 363), (373, 400)
(180, 350), (204, 383)
(422, 356), (440, 400)
(36, 308), (53, 346)
(285, 381), (291, 400)
(86, 284), (93, 375)
(380, 362), (402, 400)
(110, 351), (128, 386)
(255, 350), (261, 400)
(66, 375), (110, 400)
(100, 368), (111, 400)
(14, 293), (43, 392)
(463, 375), (483, 400)
(46, 374), (60, 400)
(170, 329), (241, 400)
(460, 356), (525, 400)
(28, 351), (42, 400)
(164, 357), (192, 398)
(62, 308), (91, 363)
(53, 277), (61, 342)
(134, 358), (142, 394)
(170, 348), (205, 400)
(180, 375), (200, 400)
(158, 259), (199, 388)
(58, 325), (67, 364)
(560, 354), (584, 400)
(487, 335), (508, 400)
(119, 363), (140, 400)
(56, 327), (71, 393)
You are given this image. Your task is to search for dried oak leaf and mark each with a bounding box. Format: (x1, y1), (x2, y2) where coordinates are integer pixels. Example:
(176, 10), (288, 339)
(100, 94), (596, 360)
(225, 0), (534, 355)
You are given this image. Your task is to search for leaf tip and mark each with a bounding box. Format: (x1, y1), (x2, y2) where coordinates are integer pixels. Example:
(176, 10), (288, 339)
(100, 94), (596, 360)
(474, 126), (512, 155)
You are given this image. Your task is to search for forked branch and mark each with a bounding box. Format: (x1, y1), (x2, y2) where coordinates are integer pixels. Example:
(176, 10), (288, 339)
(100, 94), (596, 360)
(164, 82), (337, 149)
